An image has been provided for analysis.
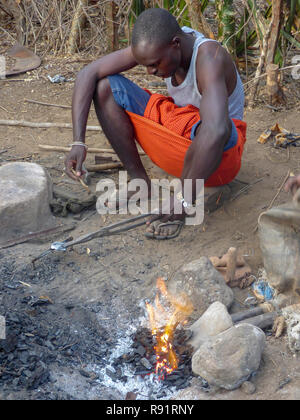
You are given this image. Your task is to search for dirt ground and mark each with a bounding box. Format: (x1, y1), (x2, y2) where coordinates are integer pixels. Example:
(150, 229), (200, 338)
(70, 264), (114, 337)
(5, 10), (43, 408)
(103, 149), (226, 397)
(0, 56), (300, 400)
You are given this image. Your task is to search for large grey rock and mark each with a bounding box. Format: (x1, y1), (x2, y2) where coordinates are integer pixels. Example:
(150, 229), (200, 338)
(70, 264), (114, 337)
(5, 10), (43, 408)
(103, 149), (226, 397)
(282, 304), (300, 353)
(188, 301), (233, 351)
(0, 315), (5, 340)
(191, 323), (266, 390)
(0, 162), (56, 242)
(167, 257), (234, 321)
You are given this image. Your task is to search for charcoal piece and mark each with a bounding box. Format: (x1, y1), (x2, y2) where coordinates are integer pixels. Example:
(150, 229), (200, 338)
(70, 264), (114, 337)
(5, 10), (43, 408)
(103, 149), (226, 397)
(135, 369), (151, 376)
(106, 367), (117, 381)
(135, 344), (146, 357)
(140, 357), (152, 370)
(24, 362), (50, 390)
(165, 374), (181, 382)
(19, 351), (29, 364)
(174, 377), (187, 387)
(79, 369), (91, 378)
(0, 333), (18, 352)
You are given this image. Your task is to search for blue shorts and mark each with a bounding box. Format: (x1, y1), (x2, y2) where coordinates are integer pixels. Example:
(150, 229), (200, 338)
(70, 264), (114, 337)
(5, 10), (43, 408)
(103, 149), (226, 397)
(107, 74), (237, 150)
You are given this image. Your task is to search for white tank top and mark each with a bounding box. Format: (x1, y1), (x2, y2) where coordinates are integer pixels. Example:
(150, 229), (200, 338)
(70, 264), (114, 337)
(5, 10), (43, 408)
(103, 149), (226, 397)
(165, 27), (245, 120)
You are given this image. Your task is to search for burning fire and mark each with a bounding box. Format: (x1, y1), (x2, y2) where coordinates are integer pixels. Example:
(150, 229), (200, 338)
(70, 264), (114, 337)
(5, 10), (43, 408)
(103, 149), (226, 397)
(145, 277), (193, 379)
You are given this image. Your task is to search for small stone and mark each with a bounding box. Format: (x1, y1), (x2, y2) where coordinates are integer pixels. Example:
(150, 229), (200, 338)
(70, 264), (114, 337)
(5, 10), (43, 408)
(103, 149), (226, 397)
(140, 357), (152, 370)
(241, 381), (256, 394)
(188, 301), (233, 351)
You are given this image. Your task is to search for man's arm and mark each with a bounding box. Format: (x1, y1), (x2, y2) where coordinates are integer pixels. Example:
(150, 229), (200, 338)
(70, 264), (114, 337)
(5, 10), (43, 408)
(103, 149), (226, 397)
(180, 42), (232, 203)
(66, 46), (138, 179)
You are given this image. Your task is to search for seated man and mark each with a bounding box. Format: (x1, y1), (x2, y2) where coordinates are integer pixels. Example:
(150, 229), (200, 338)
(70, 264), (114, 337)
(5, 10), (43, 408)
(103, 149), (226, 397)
(65, 8), (247, 239)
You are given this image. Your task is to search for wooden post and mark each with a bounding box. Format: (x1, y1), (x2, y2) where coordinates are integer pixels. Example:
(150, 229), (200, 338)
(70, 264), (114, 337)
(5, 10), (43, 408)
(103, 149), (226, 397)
(266, 63), (285, 105)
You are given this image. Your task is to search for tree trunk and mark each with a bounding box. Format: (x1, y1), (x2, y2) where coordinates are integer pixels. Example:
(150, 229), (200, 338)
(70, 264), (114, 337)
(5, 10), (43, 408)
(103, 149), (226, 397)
(185, 0), (215, 39)
(266, 63), (285, 105)
(106, 0), (119, 52)
(266, 0), (283, 66)
(248, 19), (272, 108)
(67, 0), (89, 54)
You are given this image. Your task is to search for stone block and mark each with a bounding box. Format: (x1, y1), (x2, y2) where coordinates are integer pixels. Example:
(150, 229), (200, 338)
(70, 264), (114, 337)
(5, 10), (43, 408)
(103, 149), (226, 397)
(0, 162), (56, 243)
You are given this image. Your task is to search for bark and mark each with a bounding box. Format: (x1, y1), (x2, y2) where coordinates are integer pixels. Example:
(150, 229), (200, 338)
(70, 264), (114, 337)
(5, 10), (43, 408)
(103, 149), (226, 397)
(0, 119), (101, 131)
(266, 63), (285, 105)
(266, 0), (283, 66)
(236, 312), (277, 330)
(248, 21), (272, 108)
(105, 0), (119, 52)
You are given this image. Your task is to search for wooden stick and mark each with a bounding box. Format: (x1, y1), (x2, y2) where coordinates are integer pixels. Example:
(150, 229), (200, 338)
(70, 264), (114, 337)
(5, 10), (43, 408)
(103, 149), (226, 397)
(231, 307), (265, 323)
(236, 312), (277, 330)
(38, 144), (146, 155)
(0, 119), (101, 131)
(266, 169), (290, 211)
(85, 163), (123, 172)
(71, 168), (91, 194)
(25, 98), (71, 109)
(0, 79), (26, 82)
(0, 4), (14, 18)
(0, 105), (10, 113)
(0, 224), (75, 249)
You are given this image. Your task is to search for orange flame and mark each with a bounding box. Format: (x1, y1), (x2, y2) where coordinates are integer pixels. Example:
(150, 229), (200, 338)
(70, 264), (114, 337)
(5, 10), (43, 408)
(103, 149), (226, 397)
(145, 277), (193, 379)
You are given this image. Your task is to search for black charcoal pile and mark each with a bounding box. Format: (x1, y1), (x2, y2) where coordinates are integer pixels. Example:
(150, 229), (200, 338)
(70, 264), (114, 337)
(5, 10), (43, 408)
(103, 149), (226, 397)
(0, 260), (112, 399)
(110, 327), (197, 391)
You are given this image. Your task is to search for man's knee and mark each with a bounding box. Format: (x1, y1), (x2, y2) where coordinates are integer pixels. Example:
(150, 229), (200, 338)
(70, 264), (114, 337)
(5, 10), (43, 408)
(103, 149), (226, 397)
(94, 77), (112, 103)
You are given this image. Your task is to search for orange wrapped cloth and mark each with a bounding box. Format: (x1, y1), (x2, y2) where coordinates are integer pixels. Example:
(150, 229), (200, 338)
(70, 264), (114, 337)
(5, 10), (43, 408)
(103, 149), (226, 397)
(127, 93), (247, 187)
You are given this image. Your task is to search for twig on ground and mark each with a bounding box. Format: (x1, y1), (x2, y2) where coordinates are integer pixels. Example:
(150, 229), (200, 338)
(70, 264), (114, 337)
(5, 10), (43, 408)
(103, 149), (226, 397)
(85, 163), (123, 171)
(25, 98), (71, 109)
(266, 169), (291, 211)
(253, 169), (290, 233)
(0, 105), (10, 113)
(230, 177), (264, 201)
(0, 224), (75, 249)
(38, 144), (145, 155)
(0, 119), (101, 131)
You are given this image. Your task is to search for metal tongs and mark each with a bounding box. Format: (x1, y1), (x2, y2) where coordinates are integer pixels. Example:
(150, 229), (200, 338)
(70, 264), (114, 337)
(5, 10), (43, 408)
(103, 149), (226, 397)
(32, 212), (152, 264)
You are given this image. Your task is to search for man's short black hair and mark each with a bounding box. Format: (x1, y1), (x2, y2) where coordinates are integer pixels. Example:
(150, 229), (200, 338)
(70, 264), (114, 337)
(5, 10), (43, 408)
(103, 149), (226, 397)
(132, 8), (182, 48)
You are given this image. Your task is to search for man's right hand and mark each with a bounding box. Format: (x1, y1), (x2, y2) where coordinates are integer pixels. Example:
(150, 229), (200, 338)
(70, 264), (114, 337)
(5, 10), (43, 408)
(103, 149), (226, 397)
(64, 145), (87, 180)
(284, 174), (300, 196)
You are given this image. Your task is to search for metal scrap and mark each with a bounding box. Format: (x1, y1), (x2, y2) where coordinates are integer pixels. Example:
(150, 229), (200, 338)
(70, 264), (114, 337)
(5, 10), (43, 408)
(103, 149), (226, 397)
(257, 123), (300, 148)
(5, 44), (41, 77)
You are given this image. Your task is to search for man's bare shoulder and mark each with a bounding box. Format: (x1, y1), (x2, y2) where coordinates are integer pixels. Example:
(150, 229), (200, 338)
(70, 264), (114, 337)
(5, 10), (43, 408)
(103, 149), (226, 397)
(195, 41), (236, 94)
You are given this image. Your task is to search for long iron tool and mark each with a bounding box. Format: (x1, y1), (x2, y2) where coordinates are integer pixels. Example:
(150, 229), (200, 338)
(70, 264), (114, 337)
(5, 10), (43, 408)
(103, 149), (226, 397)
(32, 213), (152, 264)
